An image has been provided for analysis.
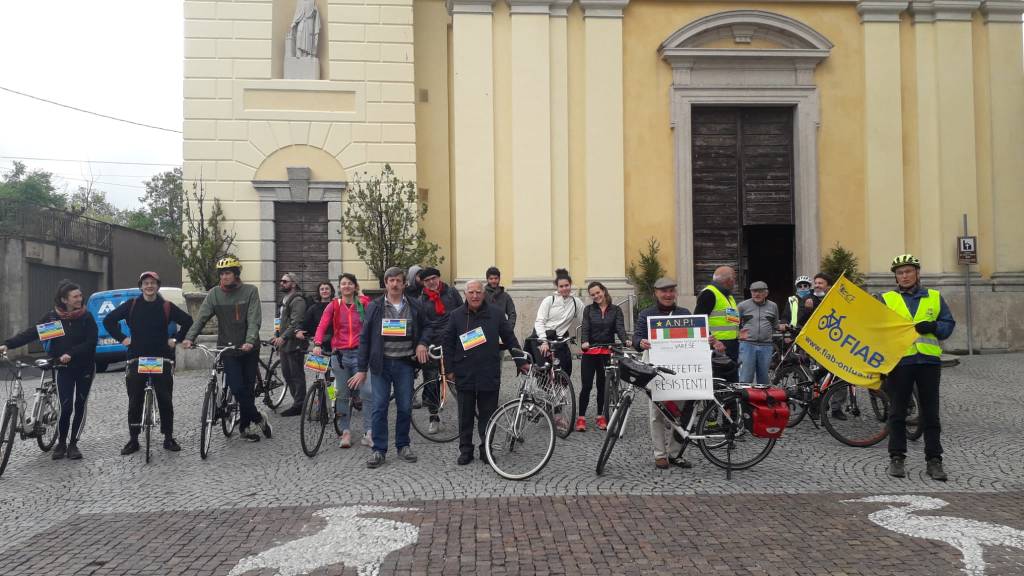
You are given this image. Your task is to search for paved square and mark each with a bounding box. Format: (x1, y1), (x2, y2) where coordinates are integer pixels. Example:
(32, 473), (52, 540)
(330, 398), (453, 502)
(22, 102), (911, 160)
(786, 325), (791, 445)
(1, 352), (1022, 575)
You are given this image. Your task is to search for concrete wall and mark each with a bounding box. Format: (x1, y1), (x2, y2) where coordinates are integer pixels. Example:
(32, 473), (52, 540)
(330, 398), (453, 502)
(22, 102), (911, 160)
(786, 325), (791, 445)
(110, 227), (182, 289)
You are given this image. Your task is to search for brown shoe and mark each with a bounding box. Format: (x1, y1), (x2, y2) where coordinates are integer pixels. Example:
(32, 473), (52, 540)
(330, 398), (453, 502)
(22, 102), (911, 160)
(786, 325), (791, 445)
(655, 457), (669, 470)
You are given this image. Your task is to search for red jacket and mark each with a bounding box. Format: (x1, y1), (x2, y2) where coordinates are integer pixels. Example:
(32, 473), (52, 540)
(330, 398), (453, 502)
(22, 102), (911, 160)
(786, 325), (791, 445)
(314, 295), (370, 351)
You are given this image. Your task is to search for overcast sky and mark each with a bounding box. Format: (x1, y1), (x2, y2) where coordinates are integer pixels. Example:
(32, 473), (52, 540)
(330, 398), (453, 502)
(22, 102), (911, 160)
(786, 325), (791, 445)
(0, 1), (183, 209)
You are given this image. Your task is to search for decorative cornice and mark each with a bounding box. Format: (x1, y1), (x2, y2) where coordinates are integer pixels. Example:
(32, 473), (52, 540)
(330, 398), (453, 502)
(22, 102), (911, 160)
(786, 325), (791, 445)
(550, 0), (572, 17)
(910, 0), (981, 22)
(857, 0), (909, 22)
(447, 0), (496, 15)
(980, 0), (1024, 21)
(579, 0), (629, 18)
(507, 0), (555, 15)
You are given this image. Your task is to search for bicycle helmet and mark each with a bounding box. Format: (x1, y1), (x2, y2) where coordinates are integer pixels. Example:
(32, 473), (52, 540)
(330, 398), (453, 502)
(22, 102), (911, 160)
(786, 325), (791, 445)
(890, 254), (920, 272)
(216, 256), (242, 271)
(794, 275), (812, 287)
(138, 271), (161, 286)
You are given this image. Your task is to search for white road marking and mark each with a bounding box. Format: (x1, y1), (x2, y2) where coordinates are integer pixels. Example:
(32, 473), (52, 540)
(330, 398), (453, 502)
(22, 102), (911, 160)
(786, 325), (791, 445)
(228, 505), (419, 576)
(844, 495), (1024, 576)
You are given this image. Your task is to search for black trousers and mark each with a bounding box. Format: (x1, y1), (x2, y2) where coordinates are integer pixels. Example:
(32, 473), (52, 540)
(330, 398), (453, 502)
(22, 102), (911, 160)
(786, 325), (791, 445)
(884, 363), (942, 460)
(57, 366), (93, 444)
(457, 388), (499, 457)
(579, 354), (609, 418)
(280, 348), (307, 405)
(421, 360), (441, 416)
(126, 370), (174, 437)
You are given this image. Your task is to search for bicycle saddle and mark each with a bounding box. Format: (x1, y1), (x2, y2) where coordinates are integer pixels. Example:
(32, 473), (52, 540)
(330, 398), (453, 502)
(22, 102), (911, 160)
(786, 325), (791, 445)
(34, 358), (54, 370)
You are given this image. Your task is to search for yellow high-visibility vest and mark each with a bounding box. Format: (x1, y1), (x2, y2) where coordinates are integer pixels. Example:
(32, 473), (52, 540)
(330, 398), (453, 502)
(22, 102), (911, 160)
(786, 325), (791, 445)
(703, 284), (739, 341)
(882, 289), (943, 357)
(788, 296), (799, 325)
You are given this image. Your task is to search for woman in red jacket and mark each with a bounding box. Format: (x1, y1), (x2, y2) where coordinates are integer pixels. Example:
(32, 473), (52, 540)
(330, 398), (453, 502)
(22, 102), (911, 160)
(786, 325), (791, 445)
(313, 273), (371, 448)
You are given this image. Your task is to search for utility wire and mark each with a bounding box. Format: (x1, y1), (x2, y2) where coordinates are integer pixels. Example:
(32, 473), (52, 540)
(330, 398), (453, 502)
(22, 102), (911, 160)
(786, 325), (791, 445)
(0, 155), (180, 167)
(0, 85), (182, 134)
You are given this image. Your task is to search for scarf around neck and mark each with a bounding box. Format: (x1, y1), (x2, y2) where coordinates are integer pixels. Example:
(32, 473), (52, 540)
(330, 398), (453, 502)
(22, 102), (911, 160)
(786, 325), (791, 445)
(422, 285), (447, 316)
(55, 306), (87, 321)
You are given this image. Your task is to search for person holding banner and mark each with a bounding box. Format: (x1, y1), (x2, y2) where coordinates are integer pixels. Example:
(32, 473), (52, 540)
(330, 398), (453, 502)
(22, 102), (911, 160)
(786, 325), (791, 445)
(633, 277), (693, 470)
(441, 280), (529, 465)
(103, 271), (193, 455)
(1, 280), (98, 460)
(882, 254), (955, 481)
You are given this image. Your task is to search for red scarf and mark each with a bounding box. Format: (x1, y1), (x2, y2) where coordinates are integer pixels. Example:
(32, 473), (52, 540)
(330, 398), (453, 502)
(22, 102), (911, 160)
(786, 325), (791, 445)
(55, 306), (87, 321)
(422, 285), (446, 316)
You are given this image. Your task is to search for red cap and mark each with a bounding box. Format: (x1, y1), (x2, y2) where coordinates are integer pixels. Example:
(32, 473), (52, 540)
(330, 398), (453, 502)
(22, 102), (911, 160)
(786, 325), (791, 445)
(138, 271), (161, 286)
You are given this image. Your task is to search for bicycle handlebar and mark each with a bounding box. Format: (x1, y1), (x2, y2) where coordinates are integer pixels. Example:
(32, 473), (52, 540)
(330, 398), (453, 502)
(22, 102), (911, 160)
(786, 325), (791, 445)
(656, 366), (676, 376)
(427, 344), (444, 360)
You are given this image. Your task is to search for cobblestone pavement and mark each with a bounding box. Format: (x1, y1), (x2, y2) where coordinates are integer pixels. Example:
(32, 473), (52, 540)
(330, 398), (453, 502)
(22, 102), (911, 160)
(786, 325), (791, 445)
(1, 352), (1022, 575)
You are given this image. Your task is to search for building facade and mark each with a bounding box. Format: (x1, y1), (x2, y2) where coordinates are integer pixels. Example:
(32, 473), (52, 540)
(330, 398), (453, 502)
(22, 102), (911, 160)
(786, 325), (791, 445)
(183, 0), (1024, 350)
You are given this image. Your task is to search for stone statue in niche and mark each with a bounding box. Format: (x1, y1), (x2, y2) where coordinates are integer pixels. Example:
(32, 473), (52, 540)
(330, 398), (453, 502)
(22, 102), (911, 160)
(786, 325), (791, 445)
(285, 0), (320, 79)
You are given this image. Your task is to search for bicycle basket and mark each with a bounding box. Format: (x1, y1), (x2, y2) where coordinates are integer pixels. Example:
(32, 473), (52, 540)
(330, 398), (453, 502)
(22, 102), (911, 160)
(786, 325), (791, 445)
(618, 357), (658, 388)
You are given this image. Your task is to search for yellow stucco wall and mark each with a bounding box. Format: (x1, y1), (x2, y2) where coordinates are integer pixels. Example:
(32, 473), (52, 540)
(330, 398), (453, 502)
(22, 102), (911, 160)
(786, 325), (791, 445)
(621, 1), (866, 279)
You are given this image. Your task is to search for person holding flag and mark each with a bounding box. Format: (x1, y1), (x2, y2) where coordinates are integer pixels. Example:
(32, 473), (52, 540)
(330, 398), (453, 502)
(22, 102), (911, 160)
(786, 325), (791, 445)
(882, 254), (955, 481)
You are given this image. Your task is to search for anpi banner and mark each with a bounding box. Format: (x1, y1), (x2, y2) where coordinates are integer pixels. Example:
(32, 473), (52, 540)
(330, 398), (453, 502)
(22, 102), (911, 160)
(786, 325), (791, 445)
(797, 274), (916, 389)
(647, 315), (715, 401)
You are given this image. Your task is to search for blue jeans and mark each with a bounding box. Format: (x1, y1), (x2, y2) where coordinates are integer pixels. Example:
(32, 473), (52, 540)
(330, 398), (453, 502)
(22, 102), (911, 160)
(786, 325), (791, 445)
(370, 357), (415, 454)
(738, 341), (773, 385)
(331, 349), (370, 435)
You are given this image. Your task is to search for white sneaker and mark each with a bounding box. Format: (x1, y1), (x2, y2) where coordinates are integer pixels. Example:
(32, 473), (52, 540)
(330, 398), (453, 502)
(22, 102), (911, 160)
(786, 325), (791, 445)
(339, 430), (352, 449)
(427, 419), (440, 435)
(361, 432), (372, 447)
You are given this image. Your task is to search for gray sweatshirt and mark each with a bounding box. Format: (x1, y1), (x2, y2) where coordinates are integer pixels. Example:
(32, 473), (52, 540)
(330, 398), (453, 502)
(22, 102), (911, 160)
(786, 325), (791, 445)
(738, 298), (779, 344)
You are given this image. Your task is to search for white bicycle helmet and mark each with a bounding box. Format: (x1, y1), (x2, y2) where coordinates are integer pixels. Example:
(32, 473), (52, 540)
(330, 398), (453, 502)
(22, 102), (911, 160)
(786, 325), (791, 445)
(794, 275), (812, 287)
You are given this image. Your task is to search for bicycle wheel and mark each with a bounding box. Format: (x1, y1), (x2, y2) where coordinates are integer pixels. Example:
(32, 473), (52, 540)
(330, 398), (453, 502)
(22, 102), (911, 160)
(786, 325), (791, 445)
(772, 365), (809, 428)
(696, 397), (776, 470)
(220, 385), (238, 437)
(143, 388), (154, 464)
(596, 395), (631, 475)
(820, 382), (889, 447)
(0, 404), (17, 477)
(300, 381), (328, 457)
(411, 379), (460, 443)
(550, 371), (576, 439)
(485, 399), (556, 480)
(199, 380), (217, 460)
(262, 360), (287, 410)
(35, 391), (60, 452)
(907, 387), (923, 441)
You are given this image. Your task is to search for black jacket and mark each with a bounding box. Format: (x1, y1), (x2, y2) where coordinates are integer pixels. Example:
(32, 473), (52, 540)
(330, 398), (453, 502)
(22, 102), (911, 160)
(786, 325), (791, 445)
(5, 309), (98, 371)
(357, 296), (433, 374)
(484, 284), (517, 328)
(103, 295), (193, 360)
(303, 300), (331, 351)
(419, 283), (463, 345)
(581, 303), (627, 347)
(441, 302), (522, 392)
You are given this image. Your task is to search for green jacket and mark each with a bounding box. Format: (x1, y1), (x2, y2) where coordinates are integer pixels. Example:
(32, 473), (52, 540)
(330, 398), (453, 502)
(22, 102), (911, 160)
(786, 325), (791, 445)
(279, 291), (307, 353)
(185, 283), (262, 350)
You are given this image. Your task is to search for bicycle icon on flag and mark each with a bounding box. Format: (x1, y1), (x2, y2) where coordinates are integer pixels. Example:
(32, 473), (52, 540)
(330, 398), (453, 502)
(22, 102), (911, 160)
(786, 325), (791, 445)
(818, 308), (846, 342)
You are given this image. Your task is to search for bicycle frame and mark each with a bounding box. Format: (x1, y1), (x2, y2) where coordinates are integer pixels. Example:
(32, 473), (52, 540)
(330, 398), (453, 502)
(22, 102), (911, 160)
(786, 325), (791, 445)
(2, 357), (60, 438)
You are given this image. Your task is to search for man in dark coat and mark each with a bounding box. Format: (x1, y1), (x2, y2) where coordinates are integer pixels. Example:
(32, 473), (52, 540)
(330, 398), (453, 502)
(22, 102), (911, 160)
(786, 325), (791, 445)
(441, 280), (529, 465)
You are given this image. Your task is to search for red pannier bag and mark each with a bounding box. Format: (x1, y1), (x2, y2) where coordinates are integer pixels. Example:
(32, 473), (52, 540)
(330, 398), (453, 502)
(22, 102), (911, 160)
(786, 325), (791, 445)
(739, 386), (789, 439)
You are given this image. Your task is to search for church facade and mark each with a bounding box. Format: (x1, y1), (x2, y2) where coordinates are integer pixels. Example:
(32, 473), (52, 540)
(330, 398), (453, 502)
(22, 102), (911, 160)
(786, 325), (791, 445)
(183, 0), (1024, 350)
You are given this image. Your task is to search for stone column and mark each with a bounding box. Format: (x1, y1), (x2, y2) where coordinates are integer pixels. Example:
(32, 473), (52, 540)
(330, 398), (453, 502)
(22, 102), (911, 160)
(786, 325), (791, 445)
(980, 0), (1024, 291)
(450, 0), (497, 283)
(509, 0), (555, 287)
(858, 1), (908, 274)
(908, 0), (943, 270)
(580, 0), (629, 291)
(550, 0), (572, 270)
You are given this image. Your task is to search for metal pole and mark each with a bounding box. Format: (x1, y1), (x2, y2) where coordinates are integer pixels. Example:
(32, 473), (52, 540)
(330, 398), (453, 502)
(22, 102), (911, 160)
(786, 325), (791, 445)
(963, 214), (974, 356)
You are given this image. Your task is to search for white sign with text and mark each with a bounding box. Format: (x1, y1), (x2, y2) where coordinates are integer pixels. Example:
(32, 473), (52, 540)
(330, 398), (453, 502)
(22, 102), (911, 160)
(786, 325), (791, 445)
(646, 315), (715, 401)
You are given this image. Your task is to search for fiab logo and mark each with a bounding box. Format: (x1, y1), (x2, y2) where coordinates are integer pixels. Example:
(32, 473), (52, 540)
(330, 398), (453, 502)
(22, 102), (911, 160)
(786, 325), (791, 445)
(817, 308), (885, 368)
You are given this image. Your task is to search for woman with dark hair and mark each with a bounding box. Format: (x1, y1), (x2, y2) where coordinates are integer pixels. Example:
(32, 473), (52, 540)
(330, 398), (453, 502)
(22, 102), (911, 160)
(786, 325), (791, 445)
(297, 281), (335, 345)
(577, 281), (627, 432)
(313, 273), (372, 448)
(0, 280), (98, 460)
(533, 268), (584, 372)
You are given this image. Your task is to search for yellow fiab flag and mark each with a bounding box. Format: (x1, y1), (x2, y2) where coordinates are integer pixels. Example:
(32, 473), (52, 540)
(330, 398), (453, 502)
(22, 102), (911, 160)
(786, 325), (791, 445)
(796, 274), (918, 389)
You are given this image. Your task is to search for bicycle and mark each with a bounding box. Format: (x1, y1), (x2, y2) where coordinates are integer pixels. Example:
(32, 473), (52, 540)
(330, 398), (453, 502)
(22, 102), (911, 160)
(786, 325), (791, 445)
(484, 349), (556, 480)
(596, 355), (777, 479)
(254, 340), (287, 410)
(592, 343), (636, 431)
(411, 345), (460, 443)
(195, 344), (240, 460)
(527, 335), (577, 439)
(126, 357), (174, 464)
(1, 354), (62, 476)
(299, 355), (336, 457)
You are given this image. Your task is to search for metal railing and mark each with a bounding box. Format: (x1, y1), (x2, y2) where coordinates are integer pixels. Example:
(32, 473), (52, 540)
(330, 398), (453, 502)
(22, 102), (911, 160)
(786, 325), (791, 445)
(0, 201), (111, 252)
